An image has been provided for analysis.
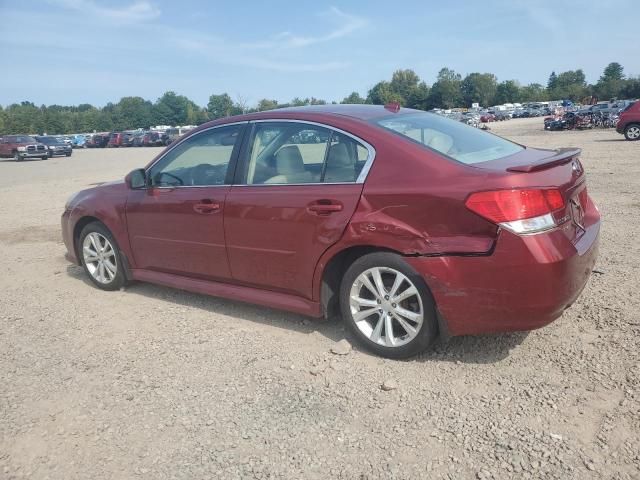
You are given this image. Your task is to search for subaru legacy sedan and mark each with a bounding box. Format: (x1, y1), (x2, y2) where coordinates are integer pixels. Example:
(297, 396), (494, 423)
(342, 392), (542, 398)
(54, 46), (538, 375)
(61, 105), (600, 358)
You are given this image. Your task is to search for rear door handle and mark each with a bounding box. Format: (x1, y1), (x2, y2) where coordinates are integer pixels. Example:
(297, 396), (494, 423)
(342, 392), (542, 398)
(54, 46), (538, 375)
(193, 199), (221, 214)
(307, 201), (343, 215)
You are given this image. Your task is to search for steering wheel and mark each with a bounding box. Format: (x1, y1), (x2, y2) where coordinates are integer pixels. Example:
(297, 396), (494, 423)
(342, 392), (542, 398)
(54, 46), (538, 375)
(156, 171), (184, 186)
(190, 163), (224, 186)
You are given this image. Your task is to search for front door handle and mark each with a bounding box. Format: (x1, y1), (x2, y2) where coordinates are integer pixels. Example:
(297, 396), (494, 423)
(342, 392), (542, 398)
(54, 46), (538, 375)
(307, 200), (343, 215)
(193, 199), (221, 214)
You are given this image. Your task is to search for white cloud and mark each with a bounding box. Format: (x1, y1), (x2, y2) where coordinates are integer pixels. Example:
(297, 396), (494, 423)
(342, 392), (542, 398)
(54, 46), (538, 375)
(169, 6), (368, 72)
(272, 6), (368, 48)
(49, 0), (160, 23)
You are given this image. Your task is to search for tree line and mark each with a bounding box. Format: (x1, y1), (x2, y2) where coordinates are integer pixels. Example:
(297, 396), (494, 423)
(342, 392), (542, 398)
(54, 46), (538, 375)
(1, 62), (638, 135)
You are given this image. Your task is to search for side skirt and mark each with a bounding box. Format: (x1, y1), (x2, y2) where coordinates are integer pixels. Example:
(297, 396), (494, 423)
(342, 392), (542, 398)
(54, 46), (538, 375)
(131, 269), (323, 318)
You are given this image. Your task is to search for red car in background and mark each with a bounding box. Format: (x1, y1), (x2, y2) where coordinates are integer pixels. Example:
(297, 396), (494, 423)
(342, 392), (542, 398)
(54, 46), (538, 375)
(616, 101), (639, 140)
(107, 132), (124, 147)
(61, 105), (600, 358)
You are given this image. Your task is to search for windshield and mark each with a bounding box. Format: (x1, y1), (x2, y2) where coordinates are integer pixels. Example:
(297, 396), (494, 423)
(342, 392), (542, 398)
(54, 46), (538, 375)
(374, 112), (523, 164)
(15, 136), (36, 143)
(37, 137), (59, 145)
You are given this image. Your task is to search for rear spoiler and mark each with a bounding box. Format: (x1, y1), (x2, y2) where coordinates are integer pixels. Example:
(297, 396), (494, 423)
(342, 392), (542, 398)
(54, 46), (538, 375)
(506, 148), (581, 173)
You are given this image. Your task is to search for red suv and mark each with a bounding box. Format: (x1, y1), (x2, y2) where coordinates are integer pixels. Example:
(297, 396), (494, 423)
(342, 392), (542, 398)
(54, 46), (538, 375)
(616, 101), (640, 140)
(61, 105), (600, 358)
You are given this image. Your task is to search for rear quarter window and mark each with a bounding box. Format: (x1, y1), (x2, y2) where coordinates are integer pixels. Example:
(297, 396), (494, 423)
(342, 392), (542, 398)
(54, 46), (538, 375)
(374, 112), (523, 164)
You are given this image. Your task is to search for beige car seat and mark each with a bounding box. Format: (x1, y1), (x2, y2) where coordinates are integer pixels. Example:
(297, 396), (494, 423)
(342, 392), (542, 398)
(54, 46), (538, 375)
(265, 145), (315, 184)
(323, 143), (356, 182)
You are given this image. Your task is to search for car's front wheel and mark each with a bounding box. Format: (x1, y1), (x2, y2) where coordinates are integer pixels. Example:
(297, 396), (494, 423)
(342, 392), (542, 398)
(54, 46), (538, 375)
(13, 152), (21, 162)
(624, 124), (640, 141)
(340, 252), (438, 358)
(79, 222), (126, 291)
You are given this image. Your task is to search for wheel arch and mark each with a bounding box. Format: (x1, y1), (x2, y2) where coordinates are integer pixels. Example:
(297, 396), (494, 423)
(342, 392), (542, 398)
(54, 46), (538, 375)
(317, 244), (404, 319)
(73, 215), (133, 281)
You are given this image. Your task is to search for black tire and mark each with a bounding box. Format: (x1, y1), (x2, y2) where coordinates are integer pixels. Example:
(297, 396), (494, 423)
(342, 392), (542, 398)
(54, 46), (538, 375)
(339, 252), (438, 359)
(624, 124), (640, 141)
(78, 222), (126, 291)
(13, 151), (21, 162)
(65, 152), (72, 157)
(42, 155), (48, 160)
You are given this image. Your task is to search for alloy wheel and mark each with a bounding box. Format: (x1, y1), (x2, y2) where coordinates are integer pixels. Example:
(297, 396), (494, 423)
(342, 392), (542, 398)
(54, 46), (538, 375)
(82, 232), (118, 284)
(627, 126), (640, 140)
(349, 267), (424, 348)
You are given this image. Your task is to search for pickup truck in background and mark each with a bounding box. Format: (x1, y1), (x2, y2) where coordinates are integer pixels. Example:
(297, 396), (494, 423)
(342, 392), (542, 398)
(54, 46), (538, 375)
(0, 135), (49, 161)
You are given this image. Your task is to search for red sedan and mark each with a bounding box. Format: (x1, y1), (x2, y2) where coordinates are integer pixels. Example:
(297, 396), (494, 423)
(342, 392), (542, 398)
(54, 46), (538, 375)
(61, 105), (600, 358)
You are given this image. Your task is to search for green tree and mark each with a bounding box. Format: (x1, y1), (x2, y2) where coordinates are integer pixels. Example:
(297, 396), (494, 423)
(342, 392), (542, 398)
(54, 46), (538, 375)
(548, 70), (588, 100)
(427, 68), (462, 109)
(114, 96), (154, 129)
(257, 99), (279, 111)
(389, 69), (421, 101)
(494, 80), (521, 104)
(406, 81), (430, 110)
(547, 71), (558, 91)
(621, 76), (640, 99)
(341, 92), (366, 104)
(207, 93), (236, 120)
(595, 62), (625, 100)
(461, 73), (498, 107)
(367, 81), (403, 105)
(520, 83), (548, 102)
(153, 91), (203, 125)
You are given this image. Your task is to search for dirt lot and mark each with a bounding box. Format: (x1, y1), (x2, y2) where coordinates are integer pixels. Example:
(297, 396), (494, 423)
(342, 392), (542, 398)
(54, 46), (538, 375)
(1, 118), (639, 479)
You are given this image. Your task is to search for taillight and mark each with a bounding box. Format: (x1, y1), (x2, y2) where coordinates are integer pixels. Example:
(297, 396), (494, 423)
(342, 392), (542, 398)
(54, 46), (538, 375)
(465, 188), (565, 234)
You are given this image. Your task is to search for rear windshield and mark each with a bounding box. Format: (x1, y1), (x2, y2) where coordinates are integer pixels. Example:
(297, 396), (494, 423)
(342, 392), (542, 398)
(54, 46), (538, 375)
(374, 112), (523, 164)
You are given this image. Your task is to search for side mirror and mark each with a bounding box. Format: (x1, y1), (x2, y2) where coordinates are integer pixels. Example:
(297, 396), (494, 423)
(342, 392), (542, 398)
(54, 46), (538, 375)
(126, 168), (147, 189)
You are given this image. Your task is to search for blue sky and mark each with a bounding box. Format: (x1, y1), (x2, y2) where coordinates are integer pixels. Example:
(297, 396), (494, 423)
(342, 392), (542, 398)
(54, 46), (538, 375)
(0, 0), (637, 107)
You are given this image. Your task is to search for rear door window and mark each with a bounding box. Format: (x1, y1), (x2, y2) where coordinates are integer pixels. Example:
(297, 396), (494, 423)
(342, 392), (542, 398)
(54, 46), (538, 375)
(242, 122), (367, 185)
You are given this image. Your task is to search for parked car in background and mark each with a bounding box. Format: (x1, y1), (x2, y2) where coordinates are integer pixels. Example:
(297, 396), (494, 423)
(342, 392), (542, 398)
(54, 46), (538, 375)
(35, 136), (73, 157)
(143, 131), (165, 147)
(121, 132), (137, 147)
(87, 133), (110, 148)
(616, 101), (640, 140)
(131, 132), (146, 147)
(107, 132), (124, 148)
(0, 135), (48, 161)
(164, 127), (193, 145)
(61, 104), (600, 358)
(580, 101), (630, 115)
(480, 113), (495, 123)
(71, 134), (87, 148)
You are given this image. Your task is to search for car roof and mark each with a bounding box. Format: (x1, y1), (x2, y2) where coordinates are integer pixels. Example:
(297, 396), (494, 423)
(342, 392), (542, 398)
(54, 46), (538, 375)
(208, 104), (426, 127)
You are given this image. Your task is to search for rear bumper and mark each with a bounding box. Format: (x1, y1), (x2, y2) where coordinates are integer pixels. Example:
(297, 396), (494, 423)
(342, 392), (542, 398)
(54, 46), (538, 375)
(406, 206), (600, 336)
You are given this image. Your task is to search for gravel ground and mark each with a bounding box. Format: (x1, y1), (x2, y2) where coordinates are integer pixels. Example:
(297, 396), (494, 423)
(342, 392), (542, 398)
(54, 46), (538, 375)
(1, 118), (639, 479)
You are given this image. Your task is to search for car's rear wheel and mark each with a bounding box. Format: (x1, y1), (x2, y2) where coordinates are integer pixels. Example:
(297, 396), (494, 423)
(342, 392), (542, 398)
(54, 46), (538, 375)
(624, 124), (640, 141)
(79, 222), (126, 291)
(340, 252), (438, 358)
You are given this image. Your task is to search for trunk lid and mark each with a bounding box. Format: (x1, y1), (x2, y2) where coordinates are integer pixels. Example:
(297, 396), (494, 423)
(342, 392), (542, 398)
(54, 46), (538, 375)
(474, 147), (588, 242)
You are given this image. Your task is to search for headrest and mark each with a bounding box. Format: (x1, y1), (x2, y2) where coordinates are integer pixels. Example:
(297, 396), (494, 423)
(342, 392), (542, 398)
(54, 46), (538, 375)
(275, 145), (305, 174)
(326, 143), (352, 167)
